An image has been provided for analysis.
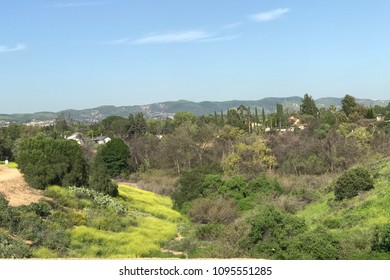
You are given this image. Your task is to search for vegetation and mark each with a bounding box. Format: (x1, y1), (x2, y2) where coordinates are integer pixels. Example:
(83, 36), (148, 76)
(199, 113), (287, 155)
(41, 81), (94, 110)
(1, 93), (390, 259)
(334, 167), (374, 200)
(15, 136), (87, 189)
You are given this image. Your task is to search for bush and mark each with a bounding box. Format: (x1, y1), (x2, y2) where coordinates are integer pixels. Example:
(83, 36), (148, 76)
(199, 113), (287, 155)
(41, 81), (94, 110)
(88, 156), (119, 197)
(285, 228), (340, 259)
(188, 197), (238, 224)
(172, 163), (223, 209)
(334, 167), (374, 200)
(96, 138), (130, 177)
(372, 222), (390, 252)
(245, 205), (307, 258)
(196, 223), (225, 240)
(0, 233), (31, 258)
(15, 136), (87, 189)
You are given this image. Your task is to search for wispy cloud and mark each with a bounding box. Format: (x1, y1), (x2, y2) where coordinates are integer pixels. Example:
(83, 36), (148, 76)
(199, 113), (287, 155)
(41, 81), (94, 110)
(46, 2), (107, 8)
(0, 43), (26, 53)
(250, 8), (290, 22)
(101, 38), (132, 45)
(199, 34), (241, 43)
(130, 31), (214, 45)
(105, 30), (240, 46)
(222, 22), (244, 29)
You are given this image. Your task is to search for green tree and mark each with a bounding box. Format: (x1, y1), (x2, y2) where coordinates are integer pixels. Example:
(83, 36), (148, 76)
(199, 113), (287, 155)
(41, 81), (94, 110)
(173, 112), (196, 126)
(88, 156), (118, 196)
(101, 115), (130, 138)
(366, 107), (375, 119)
(334, 167), (374, 200)
(97, 138), (130, 177)
(222, 137), (277, 177)
(276, 103), (284, 128)
(134, 112), (147, 135)
(300, 94), (319, 116)
(172, 163), (223, 209)
(15, 136), (87, 189)
(341, 94), (357, 117)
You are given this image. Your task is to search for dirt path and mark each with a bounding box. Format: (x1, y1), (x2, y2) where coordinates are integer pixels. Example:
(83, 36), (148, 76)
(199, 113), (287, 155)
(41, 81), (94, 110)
(0, 165), (44, 207)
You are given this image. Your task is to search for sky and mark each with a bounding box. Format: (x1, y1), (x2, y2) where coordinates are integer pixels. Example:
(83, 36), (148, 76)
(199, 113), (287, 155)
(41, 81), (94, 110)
(1, 0), (389, 114)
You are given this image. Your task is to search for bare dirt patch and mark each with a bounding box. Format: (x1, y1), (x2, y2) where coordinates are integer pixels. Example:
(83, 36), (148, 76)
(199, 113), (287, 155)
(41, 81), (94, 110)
(0, 165), (44, 207)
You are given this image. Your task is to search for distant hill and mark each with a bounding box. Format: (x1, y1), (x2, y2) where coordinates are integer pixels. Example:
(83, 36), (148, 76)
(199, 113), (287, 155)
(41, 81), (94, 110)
(1, 97), (389, 124)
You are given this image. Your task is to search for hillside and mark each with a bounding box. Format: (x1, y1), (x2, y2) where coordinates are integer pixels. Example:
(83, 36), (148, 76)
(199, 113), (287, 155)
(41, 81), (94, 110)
(296, 157), (390, 259)
(0, 181), (186, 258)
(1, 97), (389, 124)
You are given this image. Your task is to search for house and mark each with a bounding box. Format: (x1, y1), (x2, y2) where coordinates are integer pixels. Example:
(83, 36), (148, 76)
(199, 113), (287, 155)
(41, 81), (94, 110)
(288, 116), (306, 130)
(376, 115), (385, 122)
(66, 132), (84, 145)
(92, 136), (111, 145)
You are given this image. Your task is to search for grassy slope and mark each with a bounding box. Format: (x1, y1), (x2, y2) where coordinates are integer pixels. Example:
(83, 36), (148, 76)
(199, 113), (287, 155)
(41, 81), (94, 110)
(296, 157), (390, 258)
(34, 184), (184, 258)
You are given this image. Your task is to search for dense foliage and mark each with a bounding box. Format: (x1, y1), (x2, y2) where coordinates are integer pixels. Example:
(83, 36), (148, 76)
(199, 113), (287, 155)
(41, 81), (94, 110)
(15, 136), (87, 189)
(96, 138), (130, 177)
(334, 167), (374, 200)
(2, 93), (390, 259)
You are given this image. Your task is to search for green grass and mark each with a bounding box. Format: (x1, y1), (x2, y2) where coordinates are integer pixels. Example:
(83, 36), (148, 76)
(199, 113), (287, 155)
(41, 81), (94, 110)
(118, 184), (182, 222)
(37, 184), (184, 258)
(68, 217), (177, 258)
(297, 158), (390, 237)
(0, 161), (18, 168)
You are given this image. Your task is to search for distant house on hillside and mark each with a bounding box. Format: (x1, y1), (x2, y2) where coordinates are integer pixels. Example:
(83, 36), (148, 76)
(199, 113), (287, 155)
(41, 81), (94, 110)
(92, 136), (111, 145)
(376, 114), (385, 122)
(66, 132), (84, 145)
(288, 116), (306, 130)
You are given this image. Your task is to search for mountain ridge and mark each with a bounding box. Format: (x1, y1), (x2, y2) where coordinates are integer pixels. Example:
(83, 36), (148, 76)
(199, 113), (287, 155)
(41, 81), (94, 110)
(1, 97), (389, 124)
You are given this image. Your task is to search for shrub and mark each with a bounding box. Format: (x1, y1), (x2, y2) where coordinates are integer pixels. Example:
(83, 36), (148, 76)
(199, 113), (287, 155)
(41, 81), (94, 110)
(15, 136), (87, 189)
(0, 194), (20, 232)
(196, 223), (225, 240)
(88, 156), (119, 197)
(29, 201), (52, 217)
(172, 163), (222, 209)
(285, 228), (339, 259)
(96, 138), (130, 177)
(372, 222), (390, 252)
(244, 205), (307, 258)
(334, 167), (374, 200)
(188, 197), (238, 224)
(0, 233), (31, 258)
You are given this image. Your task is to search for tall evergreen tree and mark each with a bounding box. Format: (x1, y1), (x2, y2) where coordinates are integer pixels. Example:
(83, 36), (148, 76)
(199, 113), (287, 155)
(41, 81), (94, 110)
(341, 94), (357, 117)
(97, 138), (130, 177)
(300, 94), (319, 116)
(89, 156), (118, 197)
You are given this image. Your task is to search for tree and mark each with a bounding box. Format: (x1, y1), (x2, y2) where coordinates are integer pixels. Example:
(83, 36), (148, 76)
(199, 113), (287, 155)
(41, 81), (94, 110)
(334, 167), (374, 200)
(133, 112), (147, 135)
(341, 94), (357, 117)
(173, 112), (196, 126)
(365, 107), (375, 119)
(101, 115), (130, 138)
(88, 156), (118, 196)
(276, 104), (285, 128)
(15, 136), (87, 189)
(222, 137), (277, 177)
(300, 94), (319, 116)
(96, 138), (130, 177)
(172, 163), (223, 209)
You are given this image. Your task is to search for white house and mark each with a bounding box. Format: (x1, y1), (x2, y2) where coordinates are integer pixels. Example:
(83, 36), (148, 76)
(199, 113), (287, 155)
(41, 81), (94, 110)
(66, 132), (84, 145)
(92, 136), (111, 144)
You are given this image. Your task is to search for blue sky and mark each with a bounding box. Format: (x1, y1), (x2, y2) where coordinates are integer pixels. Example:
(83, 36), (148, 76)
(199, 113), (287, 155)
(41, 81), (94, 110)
(1, 0), (389, 114)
